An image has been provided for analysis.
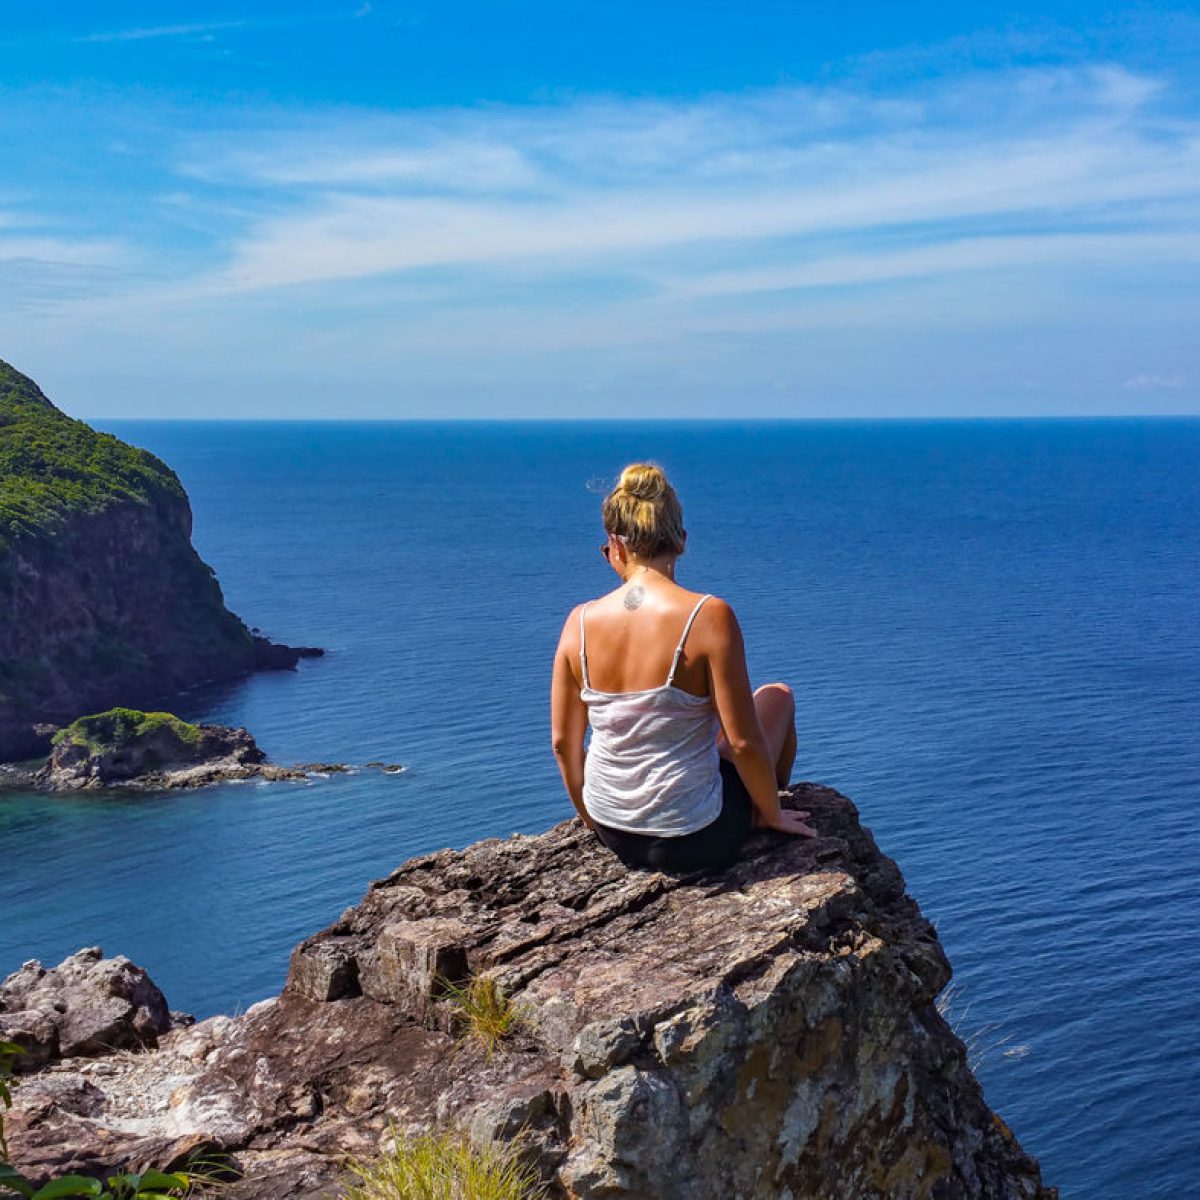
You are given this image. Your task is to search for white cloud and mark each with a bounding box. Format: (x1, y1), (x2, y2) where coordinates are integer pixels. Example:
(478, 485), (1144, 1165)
(8, 63), (1199, 415)
(74, 22), (245, 44)
(143, 65), (1198, 300)
(674, 233), (1200, 297)
(0, 234), (123, 266)
(203, 135), (1200, 296)
(199, 141), (541, 191)
(1123, 372), (1187, 390)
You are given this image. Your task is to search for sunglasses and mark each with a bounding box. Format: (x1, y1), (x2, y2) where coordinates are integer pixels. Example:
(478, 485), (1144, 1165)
(599, 534), (627, 563)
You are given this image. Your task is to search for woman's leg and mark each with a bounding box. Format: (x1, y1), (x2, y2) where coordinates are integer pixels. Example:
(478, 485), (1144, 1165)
(719, 683), (796, 788)
(755, 683), (796, 787)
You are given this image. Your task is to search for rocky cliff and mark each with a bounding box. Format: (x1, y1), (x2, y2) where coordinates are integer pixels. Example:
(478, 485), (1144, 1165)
(3, 783), (1055, 1199)
(0, 359), (316, 761)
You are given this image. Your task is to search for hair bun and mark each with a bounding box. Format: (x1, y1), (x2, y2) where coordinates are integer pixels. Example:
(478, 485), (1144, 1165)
(602, 461), (685, 557)
(618, 462), (667, 500)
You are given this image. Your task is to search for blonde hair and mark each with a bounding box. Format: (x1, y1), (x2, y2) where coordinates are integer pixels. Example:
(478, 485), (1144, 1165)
(602, 462), (685, 558)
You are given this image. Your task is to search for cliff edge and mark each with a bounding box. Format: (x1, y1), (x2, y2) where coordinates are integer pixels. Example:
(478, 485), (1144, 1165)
(0, 359), (315, 761)
(4, 782), (1055, 1199)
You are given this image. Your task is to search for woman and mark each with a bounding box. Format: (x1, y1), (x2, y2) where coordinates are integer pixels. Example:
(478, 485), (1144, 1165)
(551, 462), (815, 872)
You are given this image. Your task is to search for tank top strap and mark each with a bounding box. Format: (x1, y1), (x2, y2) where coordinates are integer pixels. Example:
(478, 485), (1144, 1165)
(665, 594), (712, 686)
(578, 603), (591, 689)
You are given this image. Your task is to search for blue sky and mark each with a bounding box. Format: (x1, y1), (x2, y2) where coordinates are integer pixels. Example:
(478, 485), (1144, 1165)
(2, 3), (1198, 417)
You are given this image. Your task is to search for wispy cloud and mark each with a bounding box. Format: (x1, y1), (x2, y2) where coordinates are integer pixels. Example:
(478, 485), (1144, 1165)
(74, 21), (246, 45)
(6, 62), (1198, 415)
(674, 233), (1200, 298)
(161, 66), (1199, 299)
(1124, 372), (1187, 390)
(0, 224), (134, 313)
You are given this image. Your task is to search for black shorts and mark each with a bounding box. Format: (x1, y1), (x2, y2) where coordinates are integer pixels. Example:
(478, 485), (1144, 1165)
(591, 760), (754, 873)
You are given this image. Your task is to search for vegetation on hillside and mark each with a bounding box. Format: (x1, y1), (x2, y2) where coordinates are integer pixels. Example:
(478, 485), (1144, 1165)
(0, 360), (186, 560)
(0, 360), (260, 758)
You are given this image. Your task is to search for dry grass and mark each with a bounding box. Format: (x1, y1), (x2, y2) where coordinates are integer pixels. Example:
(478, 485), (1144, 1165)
(935, 983), (1030, 1072)
(439, 976), (525, 1057)
(340, 1128), (544, 1200)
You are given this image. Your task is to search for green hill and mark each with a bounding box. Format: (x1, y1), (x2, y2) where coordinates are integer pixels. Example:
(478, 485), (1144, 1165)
(0, 360), (263, 760)
(0, 361), (188, 558)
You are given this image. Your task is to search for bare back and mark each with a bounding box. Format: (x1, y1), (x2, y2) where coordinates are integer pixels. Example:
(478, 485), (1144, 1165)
(569, 584), (713, 698)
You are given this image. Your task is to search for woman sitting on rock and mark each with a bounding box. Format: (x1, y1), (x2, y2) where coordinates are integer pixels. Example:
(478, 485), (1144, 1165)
(551, 462), (815, 872)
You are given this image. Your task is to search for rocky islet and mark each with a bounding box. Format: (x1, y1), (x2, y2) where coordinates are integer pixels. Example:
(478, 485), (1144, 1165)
(0, 706), (405, 792)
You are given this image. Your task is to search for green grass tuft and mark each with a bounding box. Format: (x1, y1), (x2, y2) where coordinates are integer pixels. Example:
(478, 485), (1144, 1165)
(341, 1127), (544, 1200)
(439, 975), (526, 1058)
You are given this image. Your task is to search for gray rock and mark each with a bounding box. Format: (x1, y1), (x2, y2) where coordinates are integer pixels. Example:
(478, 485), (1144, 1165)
(0, 947), (172, 1071)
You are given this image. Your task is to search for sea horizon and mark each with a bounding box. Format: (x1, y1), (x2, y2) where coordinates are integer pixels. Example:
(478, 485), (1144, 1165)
(84, 413), (1200, 425)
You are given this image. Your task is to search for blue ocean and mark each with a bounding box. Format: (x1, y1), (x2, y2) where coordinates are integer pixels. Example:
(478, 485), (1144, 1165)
(1, 420), (1197, 1197)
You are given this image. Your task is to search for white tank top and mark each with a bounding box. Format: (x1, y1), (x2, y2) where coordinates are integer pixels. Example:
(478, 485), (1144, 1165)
(580, 595), (722, 836)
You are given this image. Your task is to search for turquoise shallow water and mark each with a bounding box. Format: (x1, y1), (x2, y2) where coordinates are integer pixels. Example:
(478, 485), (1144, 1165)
(1, 419), (1197, 1197)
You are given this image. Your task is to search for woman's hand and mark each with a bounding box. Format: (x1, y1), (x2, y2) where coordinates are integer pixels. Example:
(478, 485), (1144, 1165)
(762, 809), (817, 837)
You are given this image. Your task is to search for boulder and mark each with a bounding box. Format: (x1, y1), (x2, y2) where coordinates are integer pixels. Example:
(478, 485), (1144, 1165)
(0, 948), (173, 1071)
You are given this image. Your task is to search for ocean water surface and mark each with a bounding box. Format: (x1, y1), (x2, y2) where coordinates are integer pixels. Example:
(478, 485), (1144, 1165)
(1, 419), (1197, 1198)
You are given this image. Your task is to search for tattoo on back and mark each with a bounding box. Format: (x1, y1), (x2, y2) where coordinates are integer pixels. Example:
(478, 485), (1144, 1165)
(624, 585), (646, 611)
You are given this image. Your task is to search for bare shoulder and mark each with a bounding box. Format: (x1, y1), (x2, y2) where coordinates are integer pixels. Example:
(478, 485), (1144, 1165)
(698, 592), (734, 616)
(556, 602), (588, 654)
(697, 593), (737, 625)
(691, 593), (741, 647)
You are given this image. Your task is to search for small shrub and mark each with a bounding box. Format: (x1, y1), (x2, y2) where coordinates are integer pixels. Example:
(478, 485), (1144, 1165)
(439, 976), (524, 1057)
(0, 1040), (22, 1163)
(341, 1127), (543, 1200)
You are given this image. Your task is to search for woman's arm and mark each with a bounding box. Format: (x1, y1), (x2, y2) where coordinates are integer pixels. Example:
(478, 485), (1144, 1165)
(703, 599), (813, 836)
(551, 607), (594, 829)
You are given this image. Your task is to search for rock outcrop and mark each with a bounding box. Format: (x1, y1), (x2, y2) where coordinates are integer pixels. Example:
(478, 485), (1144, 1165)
(0, 948), (174, 1073)
(3, 783), (1055, 1198)
(0, 359), (321, 762)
